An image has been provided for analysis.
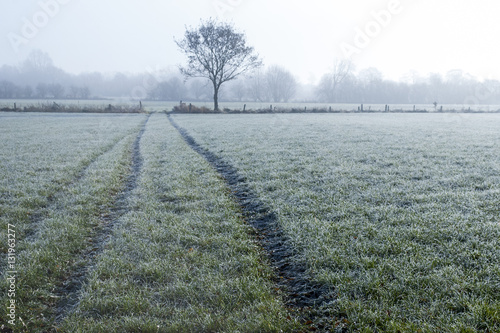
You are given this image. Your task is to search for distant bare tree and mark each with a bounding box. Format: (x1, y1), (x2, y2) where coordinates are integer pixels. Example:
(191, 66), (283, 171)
(428, 73), (444, 103)
(230, 80), (247, 102)
(148, 82), (168, 100)
(358, 67), (383, 84)
(248, 69), (267, 102)
(23, 85), (33, 98)
(189, 78), (211, 101)
(69, 86), (80, 99)
(358, 67), (383, 102)
(149, 77), (187, 101)
(167, 77), (187, 101)
(22, 49), (54, 72)
(79, 86), (91, 99)
(265, 65), (297, 102)
(36, 83), (48, 98)
(0, 81), (17, 98)
(317, 59), (354, 102)
(48, 83), (65, 99)
(176, 19), (262, 110)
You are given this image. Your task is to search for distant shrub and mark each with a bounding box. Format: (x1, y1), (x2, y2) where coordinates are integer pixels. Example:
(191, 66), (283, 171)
(172, 103), (214, 113)
(0, 102), (143, 113)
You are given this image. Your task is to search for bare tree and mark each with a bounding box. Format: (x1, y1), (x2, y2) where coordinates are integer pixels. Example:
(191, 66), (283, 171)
(151, 82), (170, 101)
(265, 65), (297, 102)
(36, 83), (48, 98)
(176, 19), (262, 111)
(69, 86), (80, 99)
(23, 85), (33, 98)
(428, 73), (444, 103)
(317, 59), (354, 102)
(189, 78), (211, 101)
(248, 69), (267, 102)
(79, 86), (91, 99)
(0, 81), (17, 98)
(149, 77), (188, 101)
(229, 80), (247, 102)
(168, 77), (188, 101)
(358, 67), (383, 102)
(47, 83), (65, 99)
(22, 49), (54, 72)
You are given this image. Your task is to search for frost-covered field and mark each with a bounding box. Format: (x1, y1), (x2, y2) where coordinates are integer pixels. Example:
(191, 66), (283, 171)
(0, 112), (300, 332)
(0, 112), (145, 330)
(172, 113), (500, 332)
(0, 112), (144, 248)
(2, 111), (499, 332)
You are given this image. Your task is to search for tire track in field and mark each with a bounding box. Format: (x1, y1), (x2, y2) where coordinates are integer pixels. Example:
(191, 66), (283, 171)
(23, 131), (135, 244)
(0, 126), (141, 279)
(54, 113), (151, 323)
(167, 114), (338, 331)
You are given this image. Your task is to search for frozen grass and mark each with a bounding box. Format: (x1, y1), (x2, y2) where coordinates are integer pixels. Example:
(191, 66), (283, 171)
(3, 111), (499, 332)
(172, 113), (500, 332)
(1, 112), (301, 332)
(4, 133), (137, 330)
(0, 113), (146, 330)
(0, 113), (144, 252)
(57, 113), (300, 332)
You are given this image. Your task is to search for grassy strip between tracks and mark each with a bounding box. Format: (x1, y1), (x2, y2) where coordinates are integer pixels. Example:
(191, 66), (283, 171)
(57, 113), (301, 332)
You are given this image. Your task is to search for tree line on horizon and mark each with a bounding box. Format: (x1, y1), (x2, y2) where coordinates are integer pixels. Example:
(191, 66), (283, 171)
(1, 49), (499, 106)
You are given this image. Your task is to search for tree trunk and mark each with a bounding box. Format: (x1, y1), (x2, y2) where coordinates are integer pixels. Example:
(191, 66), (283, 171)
(213, 82), (219, 111)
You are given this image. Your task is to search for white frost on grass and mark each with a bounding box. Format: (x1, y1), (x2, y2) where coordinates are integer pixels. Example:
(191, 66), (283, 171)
(173, 112), (500, 332)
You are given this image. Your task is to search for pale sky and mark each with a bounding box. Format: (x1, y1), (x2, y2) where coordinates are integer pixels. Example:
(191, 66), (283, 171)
(1, 0), (500, 84)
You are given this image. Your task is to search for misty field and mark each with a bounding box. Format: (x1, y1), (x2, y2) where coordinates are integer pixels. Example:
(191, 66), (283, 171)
(1, 111), (499, 332)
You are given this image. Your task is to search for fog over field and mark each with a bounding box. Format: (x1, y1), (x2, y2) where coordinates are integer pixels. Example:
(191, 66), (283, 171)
(2, 0), (500, 83)
(3, 2), (500, 105)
